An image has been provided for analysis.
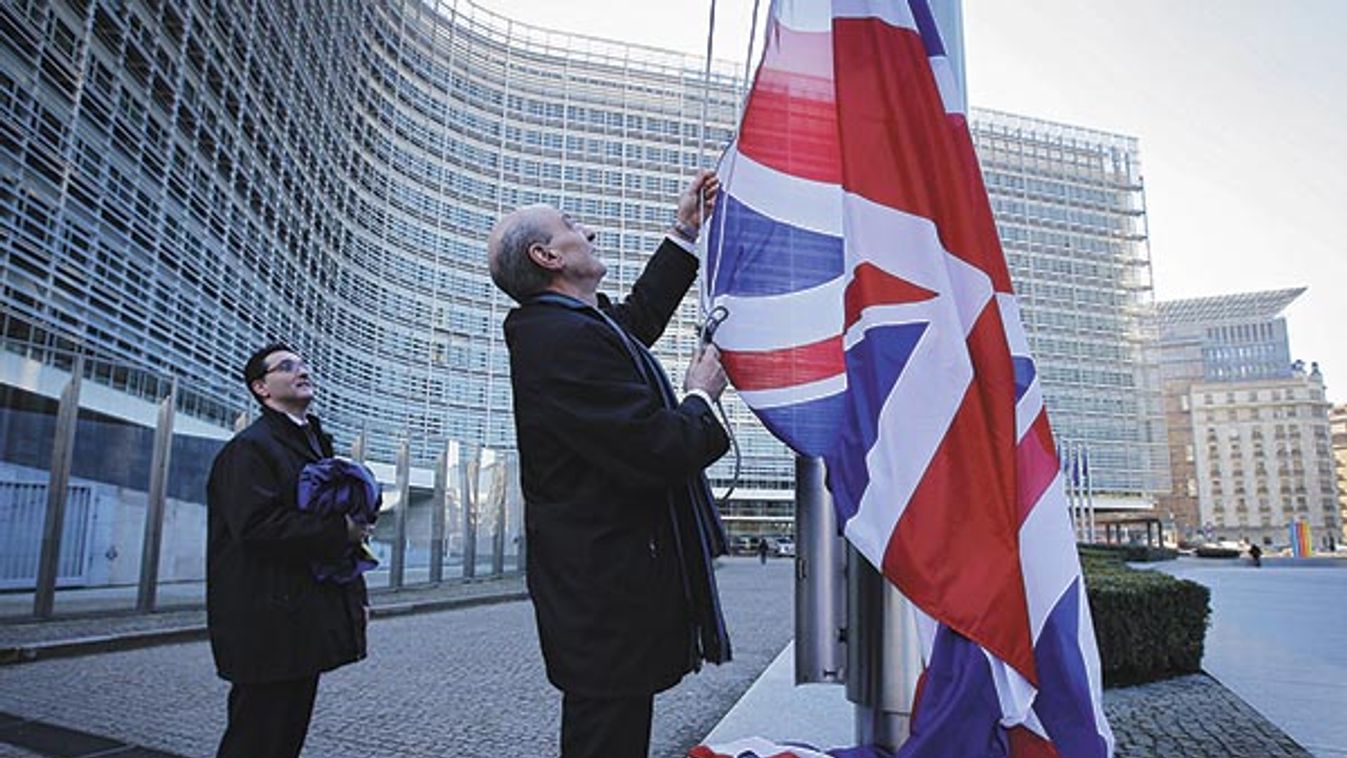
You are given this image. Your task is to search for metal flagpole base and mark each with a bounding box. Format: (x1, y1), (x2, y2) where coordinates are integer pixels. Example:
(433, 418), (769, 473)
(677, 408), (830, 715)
(795, 456), (847, 684)
(846, 545), (921, 750)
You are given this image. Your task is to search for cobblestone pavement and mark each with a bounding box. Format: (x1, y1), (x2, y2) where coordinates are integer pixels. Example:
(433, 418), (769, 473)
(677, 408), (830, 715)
(0, 558), (795, 757)
(1106, 674), (1311, 757)
(0, 557), (1321, 757)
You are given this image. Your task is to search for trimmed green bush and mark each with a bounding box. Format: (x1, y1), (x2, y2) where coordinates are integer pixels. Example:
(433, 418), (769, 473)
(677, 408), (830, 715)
(1079, 542), (1178, 563)
(1080, 549), (1211, 687)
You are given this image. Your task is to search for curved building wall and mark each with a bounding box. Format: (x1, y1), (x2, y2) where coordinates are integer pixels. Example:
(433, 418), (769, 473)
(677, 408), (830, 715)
(1, 1), (1161, 502)
(0, 0), (747, 467)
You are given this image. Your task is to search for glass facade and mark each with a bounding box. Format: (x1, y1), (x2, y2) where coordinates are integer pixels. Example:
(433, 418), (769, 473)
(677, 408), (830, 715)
(970, 109), (1167, 502)
(3, 1), (1165, 524)
(0, 0), (745, 466)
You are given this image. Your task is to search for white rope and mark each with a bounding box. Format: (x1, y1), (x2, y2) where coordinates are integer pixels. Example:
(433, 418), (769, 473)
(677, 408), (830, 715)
(697, 0), (719, 321)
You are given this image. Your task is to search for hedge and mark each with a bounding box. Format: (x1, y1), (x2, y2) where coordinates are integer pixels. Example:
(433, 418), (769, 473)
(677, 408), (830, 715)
(1079, 542), (1178, 563)
(1080, 548), (1211, 687)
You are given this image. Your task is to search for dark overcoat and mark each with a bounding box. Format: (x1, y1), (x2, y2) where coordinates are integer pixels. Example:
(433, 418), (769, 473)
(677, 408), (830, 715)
(206, 407), (367, 683)
(504, 240), (730, 698)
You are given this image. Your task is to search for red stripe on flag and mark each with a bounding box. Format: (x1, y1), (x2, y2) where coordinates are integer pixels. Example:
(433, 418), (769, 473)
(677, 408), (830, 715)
(722, 336), (844, 392)
(1009, 725), (1063, 758)
(1016, 410), (1060, 525)
(882, 301), (1036, 683)
(738, 23), (839, 184)
(843, 261), (937, 330)
(739, 71), (840, 184)
(831, 18), (1014, 293)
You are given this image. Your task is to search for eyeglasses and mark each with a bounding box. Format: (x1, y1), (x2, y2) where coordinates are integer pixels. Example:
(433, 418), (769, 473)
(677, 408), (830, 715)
(263, 358), (310, 376)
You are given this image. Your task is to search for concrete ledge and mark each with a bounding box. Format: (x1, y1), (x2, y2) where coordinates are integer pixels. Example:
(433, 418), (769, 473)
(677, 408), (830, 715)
(0, 625), (207, 666)
(704, 642), (853, 750)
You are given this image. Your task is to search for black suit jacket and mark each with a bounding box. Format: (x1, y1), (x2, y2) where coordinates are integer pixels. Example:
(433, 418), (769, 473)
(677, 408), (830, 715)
(206, 407), (367, 683)
(504, 240), (730, 697)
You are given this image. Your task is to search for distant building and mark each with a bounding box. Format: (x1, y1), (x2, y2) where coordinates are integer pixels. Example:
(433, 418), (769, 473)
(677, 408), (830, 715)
(971, 110), (1167, 513)
(1158, 289), (1340, 545)
(1331, 404), (1347, 545)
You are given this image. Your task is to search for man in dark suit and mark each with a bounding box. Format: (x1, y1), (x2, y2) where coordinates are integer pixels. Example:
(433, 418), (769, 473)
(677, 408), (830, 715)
(206, 343), (371, 758)
(487, 170), (731, 758)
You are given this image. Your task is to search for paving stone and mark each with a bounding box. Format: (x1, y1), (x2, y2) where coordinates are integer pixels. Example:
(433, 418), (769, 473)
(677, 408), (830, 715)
(0, 558), (1318, 758)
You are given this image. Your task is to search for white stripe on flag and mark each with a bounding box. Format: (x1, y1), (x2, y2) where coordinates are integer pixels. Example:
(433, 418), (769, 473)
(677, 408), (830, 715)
(712, 278), (845, 352)
(843, 292), (970, 565)
(737, 373), (847, 410)
(983, 645), (1038, 729)
(1015, 381), (1045, 442)
(719, 145), (843, 238)
(929, 56), (965, 116)
(772, 0), (834, 33)
(1076, 579), (1116, 750)
(842, 192), (994, 337)
(1018, 475), (1082, 642)
(997, 294), (1030, 356)
(832, 0), (918, 30)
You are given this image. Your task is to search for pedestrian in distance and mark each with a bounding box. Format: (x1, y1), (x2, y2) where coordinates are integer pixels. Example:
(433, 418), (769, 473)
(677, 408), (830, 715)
(1249, 542), (1262, 567)
(757, 537), (769, 565)
(206, 344), (373, 758)
(488, 169), (732, 758)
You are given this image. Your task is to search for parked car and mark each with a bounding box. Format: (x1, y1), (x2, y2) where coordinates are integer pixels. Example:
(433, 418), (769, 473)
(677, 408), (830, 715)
(773, 537), (795, 558)
(731, 535), (758, 555)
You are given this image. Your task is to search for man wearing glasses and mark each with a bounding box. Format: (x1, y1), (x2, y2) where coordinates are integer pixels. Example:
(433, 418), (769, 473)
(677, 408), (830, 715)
(206, 344), (370, 758)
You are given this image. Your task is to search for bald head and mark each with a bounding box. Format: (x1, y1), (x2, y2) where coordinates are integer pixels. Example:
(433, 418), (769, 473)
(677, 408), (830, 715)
(488, 205), (558, 303)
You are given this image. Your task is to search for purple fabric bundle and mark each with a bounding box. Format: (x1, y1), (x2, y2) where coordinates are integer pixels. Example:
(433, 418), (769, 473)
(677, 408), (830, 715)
(297, 458), (381, 583)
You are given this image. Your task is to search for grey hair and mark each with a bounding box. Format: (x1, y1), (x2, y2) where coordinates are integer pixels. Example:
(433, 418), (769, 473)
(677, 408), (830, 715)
(489, 211), (553, 303)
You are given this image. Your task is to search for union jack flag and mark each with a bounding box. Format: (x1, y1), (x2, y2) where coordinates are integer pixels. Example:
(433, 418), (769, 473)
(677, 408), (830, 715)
(699, 0), (1112, 755)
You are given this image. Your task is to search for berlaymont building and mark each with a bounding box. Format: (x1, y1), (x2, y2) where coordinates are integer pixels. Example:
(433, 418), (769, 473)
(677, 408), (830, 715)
(0, 0), (1166, 573)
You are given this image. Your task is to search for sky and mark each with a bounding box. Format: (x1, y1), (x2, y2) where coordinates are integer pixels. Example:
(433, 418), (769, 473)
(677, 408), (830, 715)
(480, 0), (1347, 402)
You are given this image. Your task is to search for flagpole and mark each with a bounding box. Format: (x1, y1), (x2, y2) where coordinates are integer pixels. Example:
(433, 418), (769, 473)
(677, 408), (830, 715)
(1082, 444), (1093, 546)
(1075, 442), (1085, 542)
(928, 0), (967, 112)
(1066, 441), (1077, 543)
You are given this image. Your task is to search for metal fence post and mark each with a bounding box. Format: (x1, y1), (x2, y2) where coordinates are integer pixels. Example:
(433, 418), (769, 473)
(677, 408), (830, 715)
(461, 447), (479, 579)
(34, 355), (83, 618)
(491, 459), (506, 577)
(350, 422), (367, 462)
(136, 379), (176, 612)
(505, 452), (523, 572)
(429, 441), (452, 584)
(390, 438), (410, 588)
